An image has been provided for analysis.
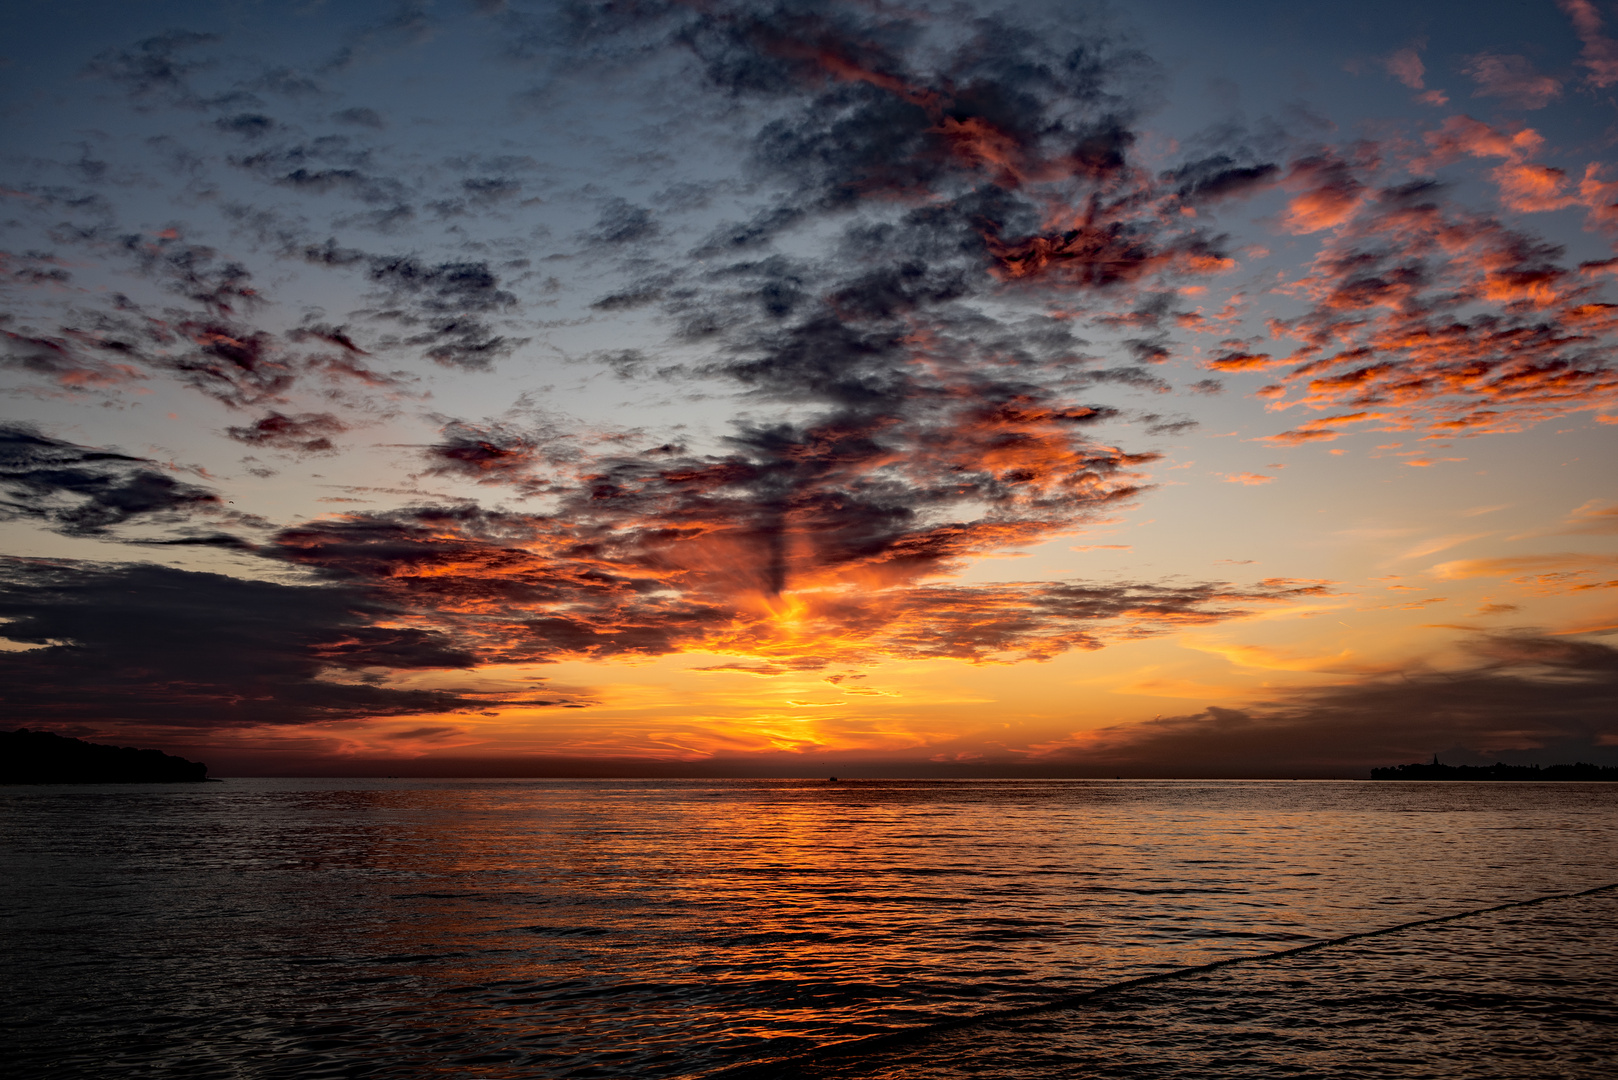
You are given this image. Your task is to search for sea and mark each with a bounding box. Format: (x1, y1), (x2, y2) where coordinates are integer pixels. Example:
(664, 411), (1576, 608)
(3, 778), (1615, 1079)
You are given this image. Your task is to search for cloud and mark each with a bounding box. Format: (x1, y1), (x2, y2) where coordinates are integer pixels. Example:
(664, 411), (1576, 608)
(215, 112), (279, 139)
(1463, 53), (1562, 109)
(0, 3), (1324, 731)
(1381, 46), (1427, 90)
(1412, 116), (1583, 214)
(585, 198), (659, 245)
(1035, 632), (1618, 775)
(1206, 351), (1277, 372)
(1281, 154), (1365, 234)
(362, 254), (521, 369)
(1430, 553), (1618, 594)
(0, 556), (579, 731)
(235, 145), (408, 205)
(225, 412), (347, 453)
(13, 0), (1611, 749)
(422, 420), (553, 485)
(1258, 158), (1618, 438)
(332, 106), (386, 129)
(1397, 532), (1492, 559)
(1189, 641), (1388, 675)
(1560, 0), (1618, 88)
(1161, 156), (1280, 204)
(270, 499), (1330, 668)
(81, 30), (220, 109)
(1561, 499), (1618, 534)
(0, 423), (220, 536)
(1, 327), (146, 393)
(323, 0), (437, 72)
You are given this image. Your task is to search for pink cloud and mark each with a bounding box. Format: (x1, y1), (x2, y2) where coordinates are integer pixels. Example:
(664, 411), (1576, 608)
(1383, 46), (1427, 89)
(1463, 53), (1562, 109)
(1560, 0), (1618, 88)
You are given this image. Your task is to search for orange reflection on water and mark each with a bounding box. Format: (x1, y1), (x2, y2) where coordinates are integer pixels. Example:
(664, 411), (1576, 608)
(10, 779), (1617, 1078)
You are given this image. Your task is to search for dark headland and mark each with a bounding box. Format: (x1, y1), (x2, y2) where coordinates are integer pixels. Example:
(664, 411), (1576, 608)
(1, 729), (212, 784)
(1371, 760), (1618, 781)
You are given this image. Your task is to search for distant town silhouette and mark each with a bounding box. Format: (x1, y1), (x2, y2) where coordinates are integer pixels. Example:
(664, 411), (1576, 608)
(1372, 758), (1618, 781)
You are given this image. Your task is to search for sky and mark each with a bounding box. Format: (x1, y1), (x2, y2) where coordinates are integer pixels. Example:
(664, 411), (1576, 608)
(1, 0), (1616, 777)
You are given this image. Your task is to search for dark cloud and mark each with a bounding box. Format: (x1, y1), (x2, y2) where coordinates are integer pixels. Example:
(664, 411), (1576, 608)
(5, 297), (307, 408)
(585, 198), (659, 245)
(151, 317), (296, 407)
(81, 30), (220, 109)
(2, 251), (73, 287)
(0, 424), (219, 536)
(590, 286), (666, 312)
(1163, 155), (1280, 203)
(1141, 413), (1197, 436)
(331, 106), (386, 128)
(1044, 633), (1618, 776)
(0, 556), (572, 730)
(225, 412), (347, 453)
(365, 255), (522, 368)
(250, 66), (324, 99)
(366, 256), (514, 312)
(548, 0), (1263, 547)
(460, 176), (521, 202)
(422, 420), (562, 488)
(323, 0), (437, 73)
(214, 113), (278, 139)
(1, 326), (143, 391)
(293, 238), (369, 267)
(6, 237), (277, 409)
(113, 230), (259, 314)
(233, 141), (407, 204)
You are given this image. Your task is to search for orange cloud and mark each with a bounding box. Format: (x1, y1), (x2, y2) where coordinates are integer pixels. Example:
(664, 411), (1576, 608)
(1415, 115), (1578, 213)
(1205, 350), (1277, 372)
(274, 497), (1334, 670)
(1257, 412), (1380, 445)
(1430, 553), (1618, 594)
(1281, 155), (1365, 233)
(1561, 499), (1618, 535)
(1257, 158), (1618, 437)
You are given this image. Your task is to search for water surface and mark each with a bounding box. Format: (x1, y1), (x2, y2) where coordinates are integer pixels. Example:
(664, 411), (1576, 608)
(3, 779), (1614, 1077)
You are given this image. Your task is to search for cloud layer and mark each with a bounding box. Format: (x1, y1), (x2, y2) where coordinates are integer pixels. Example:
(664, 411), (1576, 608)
(0, 1), (1613, 764)
(1039, 633), (1618, 775)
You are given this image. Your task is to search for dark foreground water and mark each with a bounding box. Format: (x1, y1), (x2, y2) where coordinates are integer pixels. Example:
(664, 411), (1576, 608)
(2, 779), (1614, 1078)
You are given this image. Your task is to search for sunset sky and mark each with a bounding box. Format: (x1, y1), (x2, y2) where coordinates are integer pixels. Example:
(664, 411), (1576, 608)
(2, 0), (1616, 776)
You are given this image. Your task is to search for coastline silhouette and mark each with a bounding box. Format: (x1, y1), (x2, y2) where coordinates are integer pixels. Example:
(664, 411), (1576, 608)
(1, 729), (211, 784)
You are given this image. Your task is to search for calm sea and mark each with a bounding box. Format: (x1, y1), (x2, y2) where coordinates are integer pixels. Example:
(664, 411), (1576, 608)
(3, 779), (1615, 1078)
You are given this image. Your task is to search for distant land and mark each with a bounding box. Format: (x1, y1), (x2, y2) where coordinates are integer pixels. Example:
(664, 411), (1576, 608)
(1, 729), (212, 784)
(1371, 761), (1618, 781)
